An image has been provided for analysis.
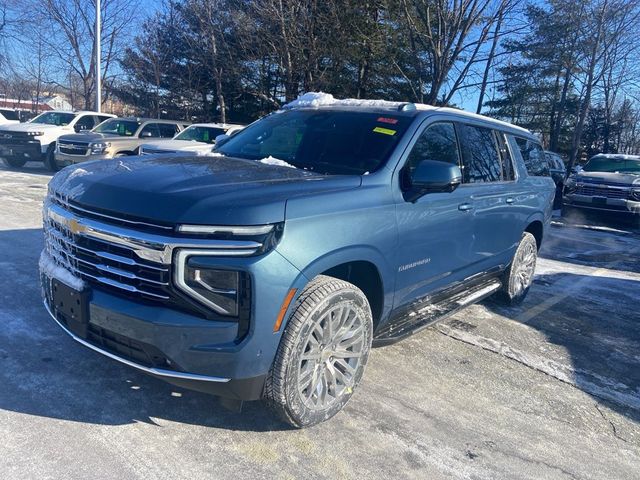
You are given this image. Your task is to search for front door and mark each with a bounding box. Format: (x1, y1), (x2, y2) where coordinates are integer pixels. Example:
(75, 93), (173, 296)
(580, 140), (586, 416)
(393, 121), (474, 309)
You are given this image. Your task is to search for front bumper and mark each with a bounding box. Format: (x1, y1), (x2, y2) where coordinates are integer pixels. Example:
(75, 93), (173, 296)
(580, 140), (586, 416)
(0, 138), (44, 161)
(41, 248), (305, 400)
(563, 194), (640, 215)
(55, 151), (112, 166)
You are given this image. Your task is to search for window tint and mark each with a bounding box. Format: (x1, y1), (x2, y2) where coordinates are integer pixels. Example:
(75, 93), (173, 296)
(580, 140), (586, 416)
(515, 137), (549, 176)
(460, 124), (503, 183)
(139, 123), (161, 138)
(158, 123), (180, 138)
(0, 109), (19, 121)
(495, 131), (515, 181)
(75, 115), (95, 131)
(406, 122), (460, 173)
(97, 115), (112, 124)
(216, 109), (412, 175)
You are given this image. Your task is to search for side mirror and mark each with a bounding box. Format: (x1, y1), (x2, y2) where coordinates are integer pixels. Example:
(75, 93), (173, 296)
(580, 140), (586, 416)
(404, 160), (462, 202)
(74, 125), (86, 133)
(140, 131), (153, 138)
(214, 134), (230, 147)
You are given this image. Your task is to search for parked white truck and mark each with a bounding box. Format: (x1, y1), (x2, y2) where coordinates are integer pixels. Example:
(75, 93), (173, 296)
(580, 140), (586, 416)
(0, 110), (114, 170)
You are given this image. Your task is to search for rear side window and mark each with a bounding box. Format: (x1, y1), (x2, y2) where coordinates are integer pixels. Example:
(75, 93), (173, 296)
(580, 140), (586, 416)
(74, 115), (96, 131)
(0, 109), (19, 120)
(459, 124), (503, 183)
(158, 123), (180, 138)
(406, 122), (460, 173)
(515, 137), (548, 176)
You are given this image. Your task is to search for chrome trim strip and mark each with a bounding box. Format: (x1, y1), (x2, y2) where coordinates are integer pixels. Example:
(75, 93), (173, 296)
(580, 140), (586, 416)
(43, 300), (231, 383)
(46, 203), (262, 263)
(178, 224), (274, 235)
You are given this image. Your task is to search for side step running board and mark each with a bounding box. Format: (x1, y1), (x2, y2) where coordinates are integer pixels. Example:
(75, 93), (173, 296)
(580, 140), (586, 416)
(373, 279), (502, 347)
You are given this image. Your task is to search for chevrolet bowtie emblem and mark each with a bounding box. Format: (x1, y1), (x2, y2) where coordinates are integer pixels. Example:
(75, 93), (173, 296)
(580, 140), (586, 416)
(68, 218), (86, 235)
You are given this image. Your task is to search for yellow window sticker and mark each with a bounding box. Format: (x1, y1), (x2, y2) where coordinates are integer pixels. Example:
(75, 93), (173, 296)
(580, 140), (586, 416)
(373, 126), (397, 136)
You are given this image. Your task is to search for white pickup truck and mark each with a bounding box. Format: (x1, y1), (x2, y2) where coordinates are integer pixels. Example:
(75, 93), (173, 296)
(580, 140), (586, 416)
(139, 123), (244, 155)
(0, 110), (114, 170)
(0, 108), (20, 126)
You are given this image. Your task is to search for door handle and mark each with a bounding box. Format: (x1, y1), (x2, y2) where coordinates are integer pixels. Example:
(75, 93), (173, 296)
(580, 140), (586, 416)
(458, 203), (473, 212)
(506, 197), (514, 204)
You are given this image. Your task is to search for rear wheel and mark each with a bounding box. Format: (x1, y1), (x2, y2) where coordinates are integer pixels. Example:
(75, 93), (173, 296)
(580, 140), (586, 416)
(264, 275), (373, 428)
(495, 232), (538, 306)
(2, 157), (27, 168)
(44, 144), (60, 172)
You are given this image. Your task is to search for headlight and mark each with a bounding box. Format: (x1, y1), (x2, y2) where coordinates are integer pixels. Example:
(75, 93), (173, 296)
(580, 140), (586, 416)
(27, 131), (44, 137)
(174, 250), (244, 317)
(89, 141), (110, 154)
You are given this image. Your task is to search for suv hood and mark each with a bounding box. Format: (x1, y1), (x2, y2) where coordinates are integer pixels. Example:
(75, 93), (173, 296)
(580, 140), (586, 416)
(58, 132), (134, 143)
(48, 155), (362, 225)
(0, 122), (69, 133)
(143, 139), (211, 152)
(576, 171), (640, 186)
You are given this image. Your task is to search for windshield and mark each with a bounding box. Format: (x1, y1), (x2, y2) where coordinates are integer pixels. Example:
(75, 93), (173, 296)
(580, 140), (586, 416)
(215, 109), (412, 175)
(583, 156), (640, 174)
(94, 119), (141, 136)
(31, 111), (76, 126)
(175, 126), (226, 144)
(0, 109), (19, 121)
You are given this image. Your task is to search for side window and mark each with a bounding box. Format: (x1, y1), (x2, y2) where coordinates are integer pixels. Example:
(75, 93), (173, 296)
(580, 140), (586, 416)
(459, 124), (503, 183)
(75, 115), (95, 132)
(139, 123), (161, 138)
(406, 122), (460, 174)
(97, 115), (112, 125)
(515, 137), (549, 176)
(158, 123), (180, 138)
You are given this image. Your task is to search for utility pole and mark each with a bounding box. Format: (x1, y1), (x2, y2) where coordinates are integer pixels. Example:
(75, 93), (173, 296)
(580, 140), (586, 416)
(95, 0), (101, 112)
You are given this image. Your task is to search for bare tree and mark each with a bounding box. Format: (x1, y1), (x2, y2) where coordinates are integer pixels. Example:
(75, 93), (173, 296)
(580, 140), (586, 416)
(36, 0), (136, 110)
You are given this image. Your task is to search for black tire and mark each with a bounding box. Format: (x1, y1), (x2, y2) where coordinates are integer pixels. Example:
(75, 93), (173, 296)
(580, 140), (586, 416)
(495, 232), (538, 306)
(44, 143), (60, 172)
(2, 157), (27, 168)
(264, 275), (373, 428)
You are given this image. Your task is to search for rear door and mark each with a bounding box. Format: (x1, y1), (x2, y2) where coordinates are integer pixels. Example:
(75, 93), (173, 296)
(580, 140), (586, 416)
(393, 121), (475, 306)
(456, 123), (522, 271)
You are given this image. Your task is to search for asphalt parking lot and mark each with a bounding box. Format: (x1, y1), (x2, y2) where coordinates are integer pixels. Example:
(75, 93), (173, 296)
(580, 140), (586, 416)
(1, 163), (639, 480)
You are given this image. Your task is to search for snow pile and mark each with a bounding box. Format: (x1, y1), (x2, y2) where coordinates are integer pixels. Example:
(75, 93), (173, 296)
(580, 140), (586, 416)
(284, 91), (407, 110)
(67, 167), (91, 180)
(259, 156), (296, 168)
(196, 150), (224, 157)
(39, 251), (86, 291)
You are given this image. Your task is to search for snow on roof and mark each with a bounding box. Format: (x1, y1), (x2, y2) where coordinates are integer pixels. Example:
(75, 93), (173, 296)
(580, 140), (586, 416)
(284, 92), (532, 135)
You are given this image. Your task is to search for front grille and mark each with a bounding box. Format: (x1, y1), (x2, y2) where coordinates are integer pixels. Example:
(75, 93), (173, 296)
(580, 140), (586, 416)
(576, 184), (630, 199)
(87, 323), (177, 369)
(143, 147), (175, 155)
(43, 207), (172, 302)
(51, 191), (173, 234)
(58, 140), (90, 156)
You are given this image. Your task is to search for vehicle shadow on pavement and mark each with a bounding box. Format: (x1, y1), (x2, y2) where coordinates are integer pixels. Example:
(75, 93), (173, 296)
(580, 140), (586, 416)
(0, 227), (291, 432)
(482, 267), (640, 426)
(0, 162), (54, 177)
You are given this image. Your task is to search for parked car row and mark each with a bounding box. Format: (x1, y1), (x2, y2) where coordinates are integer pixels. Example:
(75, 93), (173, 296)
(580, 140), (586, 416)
(0, 110), (245, 171)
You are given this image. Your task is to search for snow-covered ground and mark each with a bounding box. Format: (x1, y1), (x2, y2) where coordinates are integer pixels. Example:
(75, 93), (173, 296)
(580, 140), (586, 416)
(0, 162), (639, 479)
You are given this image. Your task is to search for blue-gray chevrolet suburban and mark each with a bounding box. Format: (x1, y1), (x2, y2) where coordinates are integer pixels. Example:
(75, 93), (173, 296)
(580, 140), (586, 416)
(40, 93), (554, 427)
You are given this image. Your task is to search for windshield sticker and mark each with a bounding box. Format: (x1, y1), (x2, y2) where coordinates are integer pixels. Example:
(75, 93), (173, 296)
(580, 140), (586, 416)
(377, 117), (399, 125)
(373, 127), (397, 136)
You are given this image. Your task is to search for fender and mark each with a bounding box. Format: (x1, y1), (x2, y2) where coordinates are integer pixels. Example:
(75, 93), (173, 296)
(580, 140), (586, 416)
(287, 244), (396, 324)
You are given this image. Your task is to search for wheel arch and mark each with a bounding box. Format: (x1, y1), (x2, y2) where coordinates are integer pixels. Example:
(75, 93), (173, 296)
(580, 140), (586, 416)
(296, 247), (393, 330)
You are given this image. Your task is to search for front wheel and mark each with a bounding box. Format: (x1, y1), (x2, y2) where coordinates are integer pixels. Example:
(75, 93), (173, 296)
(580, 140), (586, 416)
(495, 232), (538, 306)
(44, 144), (60, 172)
(2, 157), (27, 168)
(263, 275), (373, 428)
